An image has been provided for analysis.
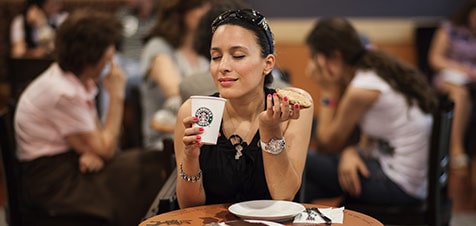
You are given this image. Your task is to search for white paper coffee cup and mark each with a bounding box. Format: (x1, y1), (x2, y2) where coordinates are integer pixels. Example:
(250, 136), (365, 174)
(191, 96), (227, 145)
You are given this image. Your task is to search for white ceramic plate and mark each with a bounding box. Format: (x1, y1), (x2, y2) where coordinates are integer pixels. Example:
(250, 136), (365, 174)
(219, 220), (283, 226)
(245, 219), (284, 225)
(228, 200), (305, 222)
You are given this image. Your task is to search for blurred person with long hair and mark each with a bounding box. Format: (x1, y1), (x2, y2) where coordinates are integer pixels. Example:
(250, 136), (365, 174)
(140, 0), (211, 150)
(305, 17), (437, 206)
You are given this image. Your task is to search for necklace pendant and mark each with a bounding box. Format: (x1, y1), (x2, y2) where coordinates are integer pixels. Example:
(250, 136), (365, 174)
(235, 144), (243, 160)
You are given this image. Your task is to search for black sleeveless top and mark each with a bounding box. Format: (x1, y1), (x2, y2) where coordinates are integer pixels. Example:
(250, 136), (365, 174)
(200, 87), (275, 204)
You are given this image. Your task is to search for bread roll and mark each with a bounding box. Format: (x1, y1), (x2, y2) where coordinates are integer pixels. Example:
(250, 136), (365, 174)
(275, 88), (312, 109)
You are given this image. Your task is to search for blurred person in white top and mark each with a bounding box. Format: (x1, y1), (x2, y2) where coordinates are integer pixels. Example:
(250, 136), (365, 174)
(10, 0), (68, 58)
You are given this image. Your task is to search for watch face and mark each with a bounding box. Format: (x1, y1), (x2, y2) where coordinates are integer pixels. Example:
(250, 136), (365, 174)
(268, 138), (286, 153)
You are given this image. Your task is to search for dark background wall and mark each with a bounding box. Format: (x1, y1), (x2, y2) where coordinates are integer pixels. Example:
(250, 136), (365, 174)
(247, 0), (465, 18)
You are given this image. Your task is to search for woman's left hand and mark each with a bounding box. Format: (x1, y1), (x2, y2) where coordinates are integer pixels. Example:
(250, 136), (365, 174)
(259, 93), (301, 128)
(79, 152), (105, 173)
(338, 147), (370, 197)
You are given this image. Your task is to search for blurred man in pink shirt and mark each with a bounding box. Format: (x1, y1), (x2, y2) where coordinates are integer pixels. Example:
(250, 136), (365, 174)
(14, 9), (166, 226)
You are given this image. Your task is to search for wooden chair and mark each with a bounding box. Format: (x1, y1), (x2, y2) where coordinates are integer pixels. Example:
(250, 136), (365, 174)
(345, 95), (454, 226)
(0, 104), (113, 226)
(7, 57), (53, 102)
(0, 103), (23, 226)
(121, 86), (144, 150)
(142, 138), (178, 221)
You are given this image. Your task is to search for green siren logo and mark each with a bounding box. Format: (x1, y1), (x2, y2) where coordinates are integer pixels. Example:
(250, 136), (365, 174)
(195, 107), (213, 127)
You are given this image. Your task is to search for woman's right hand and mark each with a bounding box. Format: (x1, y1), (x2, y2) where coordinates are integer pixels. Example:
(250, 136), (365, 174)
(181, 116), (204, 160)
(103, 61), (126, 100)
(306, 55), (344, 94)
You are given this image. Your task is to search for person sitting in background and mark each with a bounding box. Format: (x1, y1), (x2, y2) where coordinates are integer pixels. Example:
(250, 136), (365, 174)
(428, 0), (476, 171)
(10, 0), (68, 58)
(14, 9), (166, 226)
(174, 9), (314, 208)
(179, 0), (289, 102)
(96, 0), (158, 121)
(304, 17), (437, 206)
(428, 0), (476, 211)
(117, 0), (157, 82)
(140, 0), (211, 150)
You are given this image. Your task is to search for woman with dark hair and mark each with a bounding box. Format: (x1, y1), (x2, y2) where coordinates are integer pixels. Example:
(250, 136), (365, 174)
(178, 0), (249, 101)
(140, 0), (211, 150)
(305, 17), (437, 206)
(10, 0), (68, 58)
(178, 0), (290, 101)
(174, 9), (314, 208)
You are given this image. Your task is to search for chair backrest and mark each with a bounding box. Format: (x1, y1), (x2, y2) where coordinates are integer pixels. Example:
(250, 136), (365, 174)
(142, 138), (178, 221)
(427, 94), (454, 225)
(0, 103), (24, 226)
(7, 57), (53, 102)
(121, 86), (144, 149)
(414, 22), (438, 82)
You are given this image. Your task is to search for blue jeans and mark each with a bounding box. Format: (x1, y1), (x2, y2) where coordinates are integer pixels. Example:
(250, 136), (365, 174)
(304, 151), (422, 206)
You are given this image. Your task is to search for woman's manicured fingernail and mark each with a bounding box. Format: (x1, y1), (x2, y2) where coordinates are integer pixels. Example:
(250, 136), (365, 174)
(198, 127), (204, 131)
(196, 135), (201, 140)
(283, 96), (288, 102)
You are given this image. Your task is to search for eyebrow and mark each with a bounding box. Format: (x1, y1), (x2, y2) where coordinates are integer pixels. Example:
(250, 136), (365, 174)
(210, 46), (249, 53)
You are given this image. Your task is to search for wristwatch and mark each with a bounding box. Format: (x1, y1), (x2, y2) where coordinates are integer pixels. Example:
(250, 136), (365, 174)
(260, 137), (286, 155)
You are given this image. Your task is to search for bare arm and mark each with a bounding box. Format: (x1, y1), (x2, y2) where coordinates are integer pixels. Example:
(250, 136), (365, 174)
(66, 62), (126, 161)
(428, 27), (472, 73)
(174, 99), (206, 207)
(149, 54), (182, 98)
(11, 41), (50, 58)
(317, 87), (379, 152)
(259, 88), (314, 200)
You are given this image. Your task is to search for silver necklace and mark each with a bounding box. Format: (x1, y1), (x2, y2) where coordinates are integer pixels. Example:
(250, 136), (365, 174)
(225, 107), (258, 160)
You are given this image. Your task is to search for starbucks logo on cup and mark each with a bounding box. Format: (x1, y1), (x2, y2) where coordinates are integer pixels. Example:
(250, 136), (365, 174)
(195, 107), (214, 127)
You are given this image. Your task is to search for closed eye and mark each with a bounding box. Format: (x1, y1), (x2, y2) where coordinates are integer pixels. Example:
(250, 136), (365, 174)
(211, 56), (222, 61)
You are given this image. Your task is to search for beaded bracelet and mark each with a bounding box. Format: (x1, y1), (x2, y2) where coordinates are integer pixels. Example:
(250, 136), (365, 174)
(179, 162), (202, 182)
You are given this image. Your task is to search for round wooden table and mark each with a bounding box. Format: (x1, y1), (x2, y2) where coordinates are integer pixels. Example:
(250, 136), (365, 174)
(139, 203), (383, 226)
